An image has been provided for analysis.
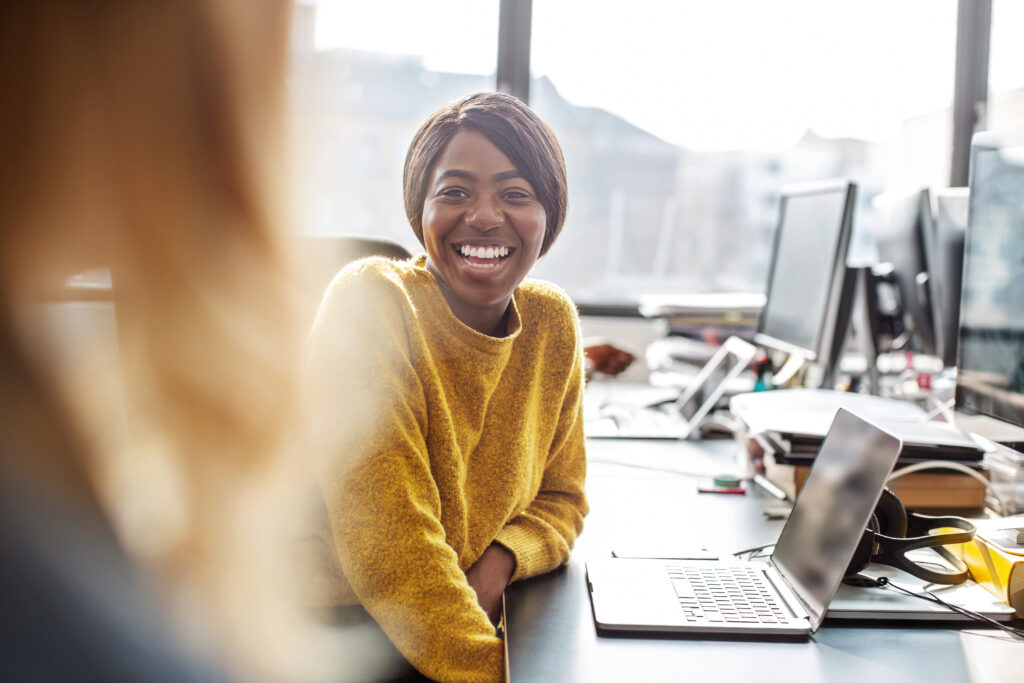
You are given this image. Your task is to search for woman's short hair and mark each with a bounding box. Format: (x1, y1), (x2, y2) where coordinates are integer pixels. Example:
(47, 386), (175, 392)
(403, 92), (568, 256)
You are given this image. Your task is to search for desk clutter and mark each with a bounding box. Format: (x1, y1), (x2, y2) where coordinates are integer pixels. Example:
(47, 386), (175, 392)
(730, 389), (990, 511)
(762, 452), (986, 509)
(950, 517), (1024, 617)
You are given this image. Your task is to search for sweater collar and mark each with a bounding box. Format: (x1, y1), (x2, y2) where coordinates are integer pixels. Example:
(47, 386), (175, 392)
(411, 254), (523, 350)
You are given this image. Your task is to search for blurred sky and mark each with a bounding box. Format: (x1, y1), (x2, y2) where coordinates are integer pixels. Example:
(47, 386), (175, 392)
(310, 0), (1024, 152)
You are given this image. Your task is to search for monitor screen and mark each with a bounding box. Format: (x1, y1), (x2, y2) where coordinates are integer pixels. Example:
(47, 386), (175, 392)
(956, 132), (1024, 430)
(872, 189), (938, 357)
(675, 336), (755, 422)
(757, 180), (856, 362)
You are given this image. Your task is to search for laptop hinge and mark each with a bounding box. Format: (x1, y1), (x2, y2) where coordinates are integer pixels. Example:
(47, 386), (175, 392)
(763, 564), (811, 621)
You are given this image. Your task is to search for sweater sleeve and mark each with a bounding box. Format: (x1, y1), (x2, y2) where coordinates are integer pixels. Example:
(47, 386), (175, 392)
(494, 299), (589, 582)
(306, 268), (504, 683)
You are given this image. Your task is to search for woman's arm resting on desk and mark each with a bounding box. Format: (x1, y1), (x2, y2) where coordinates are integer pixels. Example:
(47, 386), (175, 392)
(306, 276), (504, 683)
(494, 345), (589, 583)
(465, 543), (516, 623)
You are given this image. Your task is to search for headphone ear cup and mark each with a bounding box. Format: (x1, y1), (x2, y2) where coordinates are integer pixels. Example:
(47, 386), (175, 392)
(873, 487), (908, 537)
(845, 527), (876, 577)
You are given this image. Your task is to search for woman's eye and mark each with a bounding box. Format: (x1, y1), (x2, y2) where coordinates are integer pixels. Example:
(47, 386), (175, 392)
(440, 188), (468, 198)
(504, 190), (529, 200)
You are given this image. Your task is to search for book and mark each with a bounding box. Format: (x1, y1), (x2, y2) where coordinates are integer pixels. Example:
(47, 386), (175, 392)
(762, 451), (987, 510)
(949, 518), (1024, 616)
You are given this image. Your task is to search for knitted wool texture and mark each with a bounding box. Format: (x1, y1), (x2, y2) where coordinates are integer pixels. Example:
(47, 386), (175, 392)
(303, 256), (588, 683)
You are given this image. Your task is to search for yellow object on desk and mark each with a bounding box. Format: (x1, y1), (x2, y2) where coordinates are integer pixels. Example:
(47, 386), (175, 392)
(949, 519), (1024, 617)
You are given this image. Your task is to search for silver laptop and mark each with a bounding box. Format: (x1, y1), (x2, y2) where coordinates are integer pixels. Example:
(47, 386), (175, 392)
(827, 553), (1016, 621)
(585, 336), (756, 440)
(586, 408), (902, 636)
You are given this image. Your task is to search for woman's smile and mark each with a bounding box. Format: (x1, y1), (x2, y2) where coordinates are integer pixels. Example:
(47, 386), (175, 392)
(421, 128), (546, 335)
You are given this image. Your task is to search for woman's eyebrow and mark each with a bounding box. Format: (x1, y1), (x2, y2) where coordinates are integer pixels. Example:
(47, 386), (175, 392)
(434, 169), (524, 183)
(435, 169), (476, 183)
(492, 169), (524, 182)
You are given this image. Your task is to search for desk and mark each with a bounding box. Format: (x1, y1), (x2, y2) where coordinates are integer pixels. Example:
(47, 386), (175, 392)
(504, 437), (1023, 683)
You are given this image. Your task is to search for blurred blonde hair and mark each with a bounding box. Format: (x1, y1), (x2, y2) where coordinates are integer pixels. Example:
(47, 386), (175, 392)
(0, 1), (325, 679)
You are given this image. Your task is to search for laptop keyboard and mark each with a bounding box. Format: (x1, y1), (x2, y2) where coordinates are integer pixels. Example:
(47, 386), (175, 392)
(586, 406), (687, 439)
(666, 564), (791, 624)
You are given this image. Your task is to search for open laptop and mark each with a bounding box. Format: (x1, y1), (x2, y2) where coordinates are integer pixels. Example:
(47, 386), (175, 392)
(585, 336), (756, 440)
(586, 408), (902, 635)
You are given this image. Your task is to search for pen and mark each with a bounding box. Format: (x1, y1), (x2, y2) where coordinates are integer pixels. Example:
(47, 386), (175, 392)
(697, 487), (746, 495)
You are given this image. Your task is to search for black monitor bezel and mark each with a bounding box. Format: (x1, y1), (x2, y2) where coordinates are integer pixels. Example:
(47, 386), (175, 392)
(755, 178), (858, 369)
(873, 187), (939, 358)
(931, 187), (969, 369)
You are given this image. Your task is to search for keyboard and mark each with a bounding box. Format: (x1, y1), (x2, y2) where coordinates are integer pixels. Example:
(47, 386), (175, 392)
(585, 405), (691, 439)
(666, 564), (792, 625)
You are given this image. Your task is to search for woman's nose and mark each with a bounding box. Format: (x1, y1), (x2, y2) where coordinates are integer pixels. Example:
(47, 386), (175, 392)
(465, 197), (502, 231)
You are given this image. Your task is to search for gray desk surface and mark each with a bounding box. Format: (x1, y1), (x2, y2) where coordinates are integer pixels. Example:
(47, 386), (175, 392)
(504, 436), (1024, 683)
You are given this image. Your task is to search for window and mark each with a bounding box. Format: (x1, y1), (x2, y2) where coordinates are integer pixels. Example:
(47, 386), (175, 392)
(988, 0), (1024, 133)
(289, 0), (500, 251)
(290, 1), (979, 307)
(529, 0), (959, 303)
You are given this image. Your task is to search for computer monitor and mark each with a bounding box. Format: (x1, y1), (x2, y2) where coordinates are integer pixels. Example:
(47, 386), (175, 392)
(872, 188), (938, 357)
(955, 130), (1024, 432)
(756, 179), (858, 386)
(931, 188), (969, 368)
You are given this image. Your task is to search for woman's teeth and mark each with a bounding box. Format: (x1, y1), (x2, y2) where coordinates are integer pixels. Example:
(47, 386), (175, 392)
(459, 245), (510, 259)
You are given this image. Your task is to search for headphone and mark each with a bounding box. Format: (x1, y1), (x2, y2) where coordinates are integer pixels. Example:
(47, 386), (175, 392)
(844, 488), (976, 585)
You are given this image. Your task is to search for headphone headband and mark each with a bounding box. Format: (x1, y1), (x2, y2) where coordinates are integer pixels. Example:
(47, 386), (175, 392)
(871, 513), (974, 584)
(845, 489), (976, 585)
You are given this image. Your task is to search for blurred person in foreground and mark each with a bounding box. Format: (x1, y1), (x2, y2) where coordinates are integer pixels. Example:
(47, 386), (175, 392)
(302, 92), (589, 682)
(0, 2), (372, 681)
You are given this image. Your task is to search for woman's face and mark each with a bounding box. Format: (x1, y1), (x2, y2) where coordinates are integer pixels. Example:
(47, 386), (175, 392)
(421, 128), (546, 334)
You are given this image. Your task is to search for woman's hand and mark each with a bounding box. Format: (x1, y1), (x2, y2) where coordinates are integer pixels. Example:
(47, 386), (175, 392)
(464, 543), (516, 624)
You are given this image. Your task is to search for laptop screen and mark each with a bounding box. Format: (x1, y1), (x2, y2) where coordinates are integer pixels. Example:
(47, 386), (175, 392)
(676, 337), (755, 423)
(769, 409), (902, 629)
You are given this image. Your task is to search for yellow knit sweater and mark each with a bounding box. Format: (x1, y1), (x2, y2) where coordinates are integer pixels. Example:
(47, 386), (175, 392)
(303, 255), (588, 683)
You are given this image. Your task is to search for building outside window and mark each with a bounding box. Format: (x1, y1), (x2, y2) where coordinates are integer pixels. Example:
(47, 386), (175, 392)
(289, 0), (1021, 307)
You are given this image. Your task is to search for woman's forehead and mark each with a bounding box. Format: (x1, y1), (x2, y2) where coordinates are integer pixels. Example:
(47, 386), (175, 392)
(430, 130), (525, 183)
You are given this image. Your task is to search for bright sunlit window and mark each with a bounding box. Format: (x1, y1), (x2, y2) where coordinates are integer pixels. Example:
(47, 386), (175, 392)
(527, 0), (960, 302)
(289, 0), (499, 248)
(288, 0), (1022, 306)
(988, 0), (1024, 132)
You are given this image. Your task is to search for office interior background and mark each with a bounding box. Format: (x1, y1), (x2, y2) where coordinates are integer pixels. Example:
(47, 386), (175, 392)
(288, 0), (1022, 310)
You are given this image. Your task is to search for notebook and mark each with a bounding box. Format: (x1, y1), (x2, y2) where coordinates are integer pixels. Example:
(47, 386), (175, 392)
(586, 408), (902, 635)
(585, 336), (756, 440)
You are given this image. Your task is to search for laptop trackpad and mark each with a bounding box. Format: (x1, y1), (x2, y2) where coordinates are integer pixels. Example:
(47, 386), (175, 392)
(587, 559), (687, 629)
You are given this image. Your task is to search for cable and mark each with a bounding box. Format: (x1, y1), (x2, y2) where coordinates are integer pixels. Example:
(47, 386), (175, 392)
(886, 459), (1007, 513)
(852, 575), (1024, 640)
(732, 543), (774, 560)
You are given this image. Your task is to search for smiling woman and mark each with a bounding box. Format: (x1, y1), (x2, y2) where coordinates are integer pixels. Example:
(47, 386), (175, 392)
(301, 93), (587, 683)
(420, 129), (547, 335)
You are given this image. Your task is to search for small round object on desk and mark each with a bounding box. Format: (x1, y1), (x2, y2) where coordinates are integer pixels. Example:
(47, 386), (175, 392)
(713, 475), (742, 488)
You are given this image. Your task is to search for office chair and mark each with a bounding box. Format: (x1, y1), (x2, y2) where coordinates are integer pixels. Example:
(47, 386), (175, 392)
(297, 234), (413, 305)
